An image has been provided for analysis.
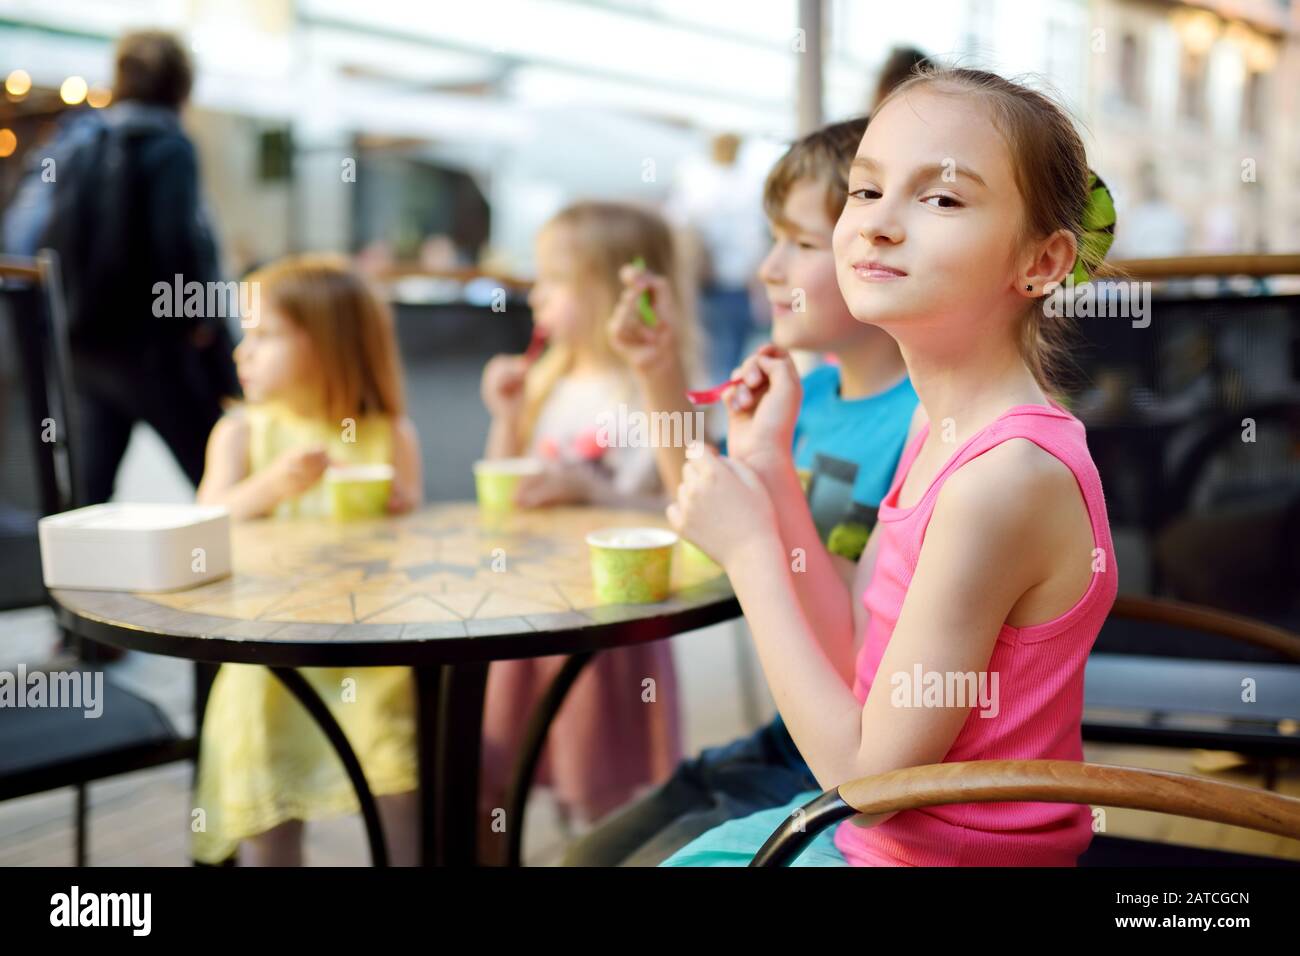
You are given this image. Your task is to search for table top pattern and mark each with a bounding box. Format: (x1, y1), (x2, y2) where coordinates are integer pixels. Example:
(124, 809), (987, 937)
(50, 503), (737, 664)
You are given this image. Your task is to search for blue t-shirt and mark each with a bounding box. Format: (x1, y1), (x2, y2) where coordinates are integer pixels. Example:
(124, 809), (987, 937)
(791, 365), (918, 555)
(764, 364), (918, 771)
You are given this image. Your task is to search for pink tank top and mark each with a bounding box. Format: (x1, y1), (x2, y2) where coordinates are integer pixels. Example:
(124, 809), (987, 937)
(833, 403), (1118, 866)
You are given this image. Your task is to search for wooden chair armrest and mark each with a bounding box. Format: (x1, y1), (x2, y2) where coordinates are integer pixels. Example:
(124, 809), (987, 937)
(1109, 594), (1300, 662)
(1109, 253), (1300, 279)
(0, 255), (41, 282)
(838, 760), (1300, 837)
(751, 760), (1300, 866)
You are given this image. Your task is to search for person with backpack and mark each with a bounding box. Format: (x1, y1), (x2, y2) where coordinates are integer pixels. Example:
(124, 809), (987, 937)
(4, 29), (239, 504)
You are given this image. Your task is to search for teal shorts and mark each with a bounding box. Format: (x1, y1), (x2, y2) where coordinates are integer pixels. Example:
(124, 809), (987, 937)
(661, 790), (851, 867)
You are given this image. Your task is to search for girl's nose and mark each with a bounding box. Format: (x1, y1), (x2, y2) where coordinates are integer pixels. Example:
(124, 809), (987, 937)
(757, 245), (785, 286)
(859, 204), (905, 245)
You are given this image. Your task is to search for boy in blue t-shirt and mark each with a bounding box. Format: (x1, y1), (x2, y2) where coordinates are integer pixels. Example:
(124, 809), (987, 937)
(568, 117), (917, 866)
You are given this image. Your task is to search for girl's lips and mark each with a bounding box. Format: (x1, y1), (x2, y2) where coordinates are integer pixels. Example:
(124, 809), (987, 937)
(852, 262), (908, 280)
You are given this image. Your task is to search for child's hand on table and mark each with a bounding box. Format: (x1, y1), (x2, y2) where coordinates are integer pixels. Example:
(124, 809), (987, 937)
(606, 263), (682, 375)
(724, 344), (802, 473)
(514, 461), (592, 508)
(667, 444), (778, 569)
(481, 353), (530, 420)
(270, 445), (330, 499)
(386, 482), (421, 515)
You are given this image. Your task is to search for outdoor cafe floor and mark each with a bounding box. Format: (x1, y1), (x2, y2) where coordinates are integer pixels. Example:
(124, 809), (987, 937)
(2, 601), (1299, 866)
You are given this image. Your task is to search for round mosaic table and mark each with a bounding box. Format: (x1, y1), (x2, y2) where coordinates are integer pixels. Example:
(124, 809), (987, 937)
(50, 503), (739, 866)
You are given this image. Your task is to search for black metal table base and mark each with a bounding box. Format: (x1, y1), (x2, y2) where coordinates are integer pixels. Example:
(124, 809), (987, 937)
(56, 587), (742, 867)
(504, 652), (596, 867)
(268, 667), (389, 867)
(417, 661), (489, 865)
(206, 659), (585, 867)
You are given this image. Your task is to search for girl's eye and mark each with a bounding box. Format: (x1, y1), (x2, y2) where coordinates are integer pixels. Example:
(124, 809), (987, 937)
(848, 187), (881, 201)
(797, 240), (818, 250)
(922, 193), (964, 209)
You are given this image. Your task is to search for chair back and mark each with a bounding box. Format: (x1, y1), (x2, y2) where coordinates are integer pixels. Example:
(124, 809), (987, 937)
(0, 252), (79, 610)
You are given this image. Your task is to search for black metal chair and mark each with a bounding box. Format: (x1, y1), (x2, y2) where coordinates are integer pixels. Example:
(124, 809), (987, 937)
(1084, 595), (1300, 792)
(750, 760), (1300, 866)
(0, 252), (201, 865)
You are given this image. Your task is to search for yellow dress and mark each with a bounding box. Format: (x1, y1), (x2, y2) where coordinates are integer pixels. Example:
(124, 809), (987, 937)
(191, 404), (417, 864)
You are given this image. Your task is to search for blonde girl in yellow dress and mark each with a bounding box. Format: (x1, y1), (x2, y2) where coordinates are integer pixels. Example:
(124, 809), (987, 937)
(195, 254), (423, 865)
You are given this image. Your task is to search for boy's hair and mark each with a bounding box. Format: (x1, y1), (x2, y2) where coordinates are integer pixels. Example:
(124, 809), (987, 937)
(872, 66), (1106, 394)
(246, 254), (406, 423)
(113, 31), (193, 109)
(520, 200), (696, 444)
(762, 117), (870, 232)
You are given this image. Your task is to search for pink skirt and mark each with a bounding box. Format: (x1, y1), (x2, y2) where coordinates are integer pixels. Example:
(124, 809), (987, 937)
(480, 640), (682, 824)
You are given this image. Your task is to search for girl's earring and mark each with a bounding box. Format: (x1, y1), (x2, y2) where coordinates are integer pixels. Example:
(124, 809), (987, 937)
(1025, 284), (1033, 291)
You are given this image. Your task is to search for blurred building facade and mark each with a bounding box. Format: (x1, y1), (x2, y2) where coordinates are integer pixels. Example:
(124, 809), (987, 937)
(1087, 0), (1300, 256)
(2, 0), (1298, 275)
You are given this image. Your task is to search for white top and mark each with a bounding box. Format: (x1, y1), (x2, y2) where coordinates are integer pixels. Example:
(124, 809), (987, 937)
(528, 371), (664, 509)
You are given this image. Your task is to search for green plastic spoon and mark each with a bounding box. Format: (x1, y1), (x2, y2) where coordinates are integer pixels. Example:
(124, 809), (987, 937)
(631, 256), (658, 327)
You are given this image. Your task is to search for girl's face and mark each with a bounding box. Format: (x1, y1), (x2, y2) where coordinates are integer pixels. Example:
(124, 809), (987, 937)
(759, 178), (864, 354)
(528, 227), (590, 346)
(233, 305), (321, 407)
(833, 87), (1028, 337)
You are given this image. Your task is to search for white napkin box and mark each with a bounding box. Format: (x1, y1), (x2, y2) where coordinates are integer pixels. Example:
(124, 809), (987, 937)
(39, 503), (232, 592)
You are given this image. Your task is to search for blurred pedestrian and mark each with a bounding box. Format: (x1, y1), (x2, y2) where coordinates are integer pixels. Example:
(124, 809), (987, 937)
(6, 29), (239, 504)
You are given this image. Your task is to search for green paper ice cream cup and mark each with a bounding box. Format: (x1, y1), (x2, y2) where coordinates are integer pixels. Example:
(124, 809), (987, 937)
(586, 527), (677, 604)
(473, 458), (544, 513)
(326, 464), (393, 520)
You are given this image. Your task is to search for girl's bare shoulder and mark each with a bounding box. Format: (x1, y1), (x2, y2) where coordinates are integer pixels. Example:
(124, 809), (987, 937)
(931, 437), (1086, 567)
(207, 407), (251, 449)
(945, 437), (1077, 511)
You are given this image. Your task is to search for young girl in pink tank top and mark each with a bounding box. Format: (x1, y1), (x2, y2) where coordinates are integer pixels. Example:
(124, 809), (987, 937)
(662, 67), (1120, 866)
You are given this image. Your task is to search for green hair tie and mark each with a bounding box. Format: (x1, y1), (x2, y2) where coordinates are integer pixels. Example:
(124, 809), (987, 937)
(1071, 171), (1116, 284)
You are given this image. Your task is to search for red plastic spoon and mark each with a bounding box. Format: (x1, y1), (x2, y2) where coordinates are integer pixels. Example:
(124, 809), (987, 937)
(523, 327), (548, 364)
(685, 377), (744, 405)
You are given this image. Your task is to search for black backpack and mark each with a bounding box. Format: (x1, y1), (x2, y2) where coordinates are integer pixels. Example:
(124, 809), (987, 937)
(40, 119), (177, 342)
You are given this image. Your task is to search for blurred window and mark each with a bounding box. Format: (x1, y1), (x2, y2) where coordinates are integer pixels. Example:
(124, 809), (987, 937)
(1241, 70), (1265, 137)
(1119, 33), (1144, 108)
(1179, 47), (1207, 125)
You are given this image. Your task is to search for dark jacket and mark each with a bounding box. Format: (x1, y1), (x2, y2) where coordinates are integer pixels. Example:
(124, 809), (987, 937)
(8, 102), (223, 350)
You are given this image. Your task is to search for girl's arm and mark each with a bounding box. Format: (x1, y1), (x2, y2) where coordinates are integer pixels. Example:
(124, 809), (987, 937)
(724, 348), (907, 683)
(742, 449), (858, 683)
(195, 416), (292, 522)
(388, 416), (424, 513)
(514, 446), (667, 511)
(483, 414), (523, 459)
(632, 362), (694, 494)
(195, 414), (319, 521)
(765, 393), (929, 670)
(673, 437), (1082, 827)
(481, 354), (529, 458)
(606, 265), (696, 493)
